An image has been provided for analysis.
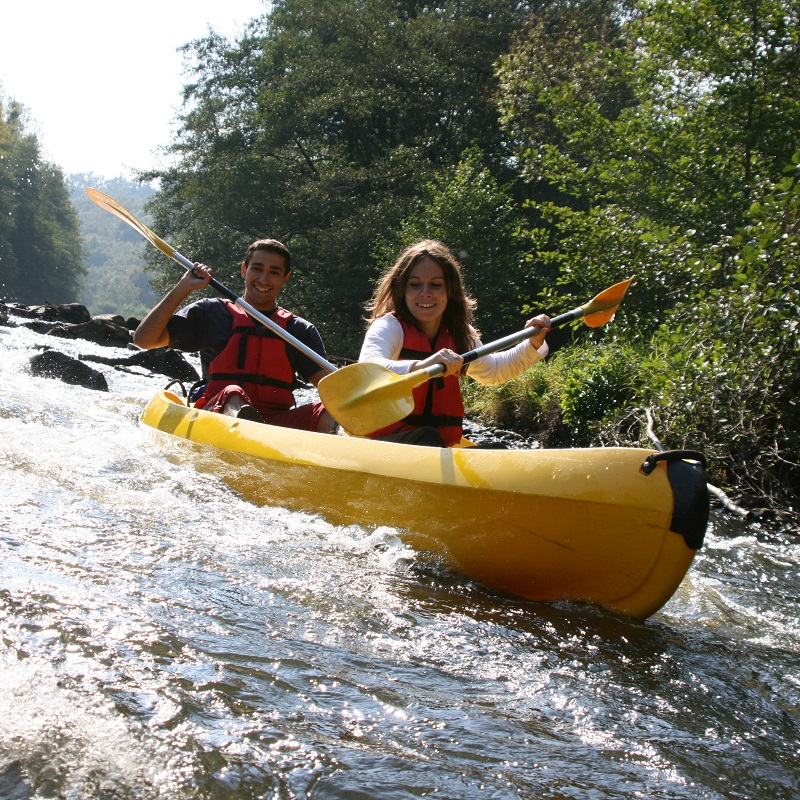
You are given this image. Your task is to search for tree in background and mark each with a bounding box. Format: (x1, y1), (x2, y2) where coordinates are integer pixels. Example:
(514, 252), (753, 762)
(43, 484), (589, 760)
(496, 0), (799, 498)
(143, 0), (540, 356)
(497, 0), (799, 331)
(0, 96), (84, 304)
(371, 146), (534, 341)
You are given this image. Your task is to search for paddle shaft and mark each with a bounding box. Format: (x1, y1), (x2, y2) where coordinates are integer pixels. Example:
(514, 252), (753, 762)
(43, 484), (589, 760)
(85, 188), (337, 375)
(419, 303), (586, 381)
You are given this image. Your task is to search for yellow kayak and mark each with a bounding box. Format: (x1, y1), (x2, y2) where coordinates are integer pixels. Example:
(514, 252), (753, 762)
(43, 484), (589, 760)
(141, 390), (709, 620)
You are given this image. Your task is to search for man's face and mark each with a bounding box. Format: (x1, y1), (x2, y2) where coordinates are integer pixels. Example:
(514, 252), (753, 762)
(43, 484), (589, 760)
(241, 249), (290, 310)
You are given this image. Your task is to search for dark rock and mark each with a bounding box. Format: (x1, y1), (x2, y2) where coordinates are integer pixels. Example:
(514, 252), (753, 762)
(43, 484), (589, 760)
(2, 303), (41, 320)
(126, 348), (201, 382)
(81, 347), (200, 382)
(93, 312), (128, 328)
(125, 317), (141, 331)
(18, 302), (92, 323)
(53, 303), (92, 323)
(462, 420), (541, 449)
(29, 350), (109, 391)
(21, 320), (58, 334)
(47, 318), (133, 348)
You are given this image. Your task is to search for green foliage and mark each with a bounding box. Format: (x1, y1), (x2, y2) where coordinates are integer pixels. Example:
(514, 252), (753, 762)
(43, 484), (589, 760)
(463, 337), (643, 444)
(468, 154), (800, 502)
(462, 362), (557, 433)
(371, 147), (535, 339)
(642, 156), (800, 500)
(489, 0), (800, 503)
(0, 96), (84, 304)
(520, 204), (699, 338)
(555, 341), (641, 434)
(497, 0), (800, 334)
(144, 0), (536, 357)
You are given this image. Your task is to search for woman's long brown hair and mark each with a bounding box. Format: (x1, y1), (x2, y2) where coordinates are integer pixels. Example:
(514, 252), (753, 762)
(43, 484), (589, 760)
(365, 240), (478, 354)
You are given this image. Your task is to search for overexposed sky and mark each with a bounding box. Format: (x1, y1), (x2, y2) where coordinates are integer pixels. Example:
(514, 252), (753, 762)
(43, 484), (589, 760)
(0, 1), (267, 178)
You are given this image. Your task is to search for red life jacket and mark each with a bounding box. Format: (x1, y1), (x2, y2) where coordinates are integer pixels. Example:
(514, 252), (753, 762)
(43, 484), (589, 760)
(367, 316), (464, 446)
(194, 302), (296, 416)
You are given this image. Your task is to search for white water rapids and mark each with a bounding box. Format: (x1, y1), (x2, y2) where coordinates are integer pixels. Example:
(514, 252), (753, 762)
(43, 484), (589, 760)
(1, 314), (799, 799)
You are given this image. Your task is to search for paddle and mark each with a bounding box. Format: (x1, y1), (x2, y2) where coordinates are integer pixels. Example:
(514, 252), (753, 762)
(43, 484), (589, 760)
(318, 277), (633, 436)
(85, 188), (337, 375)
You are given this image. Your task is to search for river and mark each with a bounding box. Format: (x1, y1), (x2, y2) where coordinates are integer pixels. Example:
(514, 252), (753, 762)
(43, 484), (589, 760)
(1, 314), (798, 800)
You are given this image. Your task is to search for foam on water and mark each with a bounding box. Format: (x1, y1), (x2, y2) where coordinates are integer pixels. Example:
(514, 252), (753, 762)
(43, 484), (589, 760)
(2, 314), (799, 799)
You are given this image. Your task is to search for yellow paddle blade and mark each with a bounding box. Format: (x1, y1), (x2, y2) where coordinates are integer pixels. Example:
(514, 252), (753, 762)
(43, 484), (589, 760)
(580, 277), (634, 327)
(318, 363), (431, 436)
(86, 188), (176, 260)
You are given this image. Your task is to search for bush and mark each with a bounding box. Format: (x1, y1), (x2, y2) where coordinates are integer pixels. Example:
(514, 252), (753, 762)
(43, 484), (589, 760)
(462, 338), (644, 447)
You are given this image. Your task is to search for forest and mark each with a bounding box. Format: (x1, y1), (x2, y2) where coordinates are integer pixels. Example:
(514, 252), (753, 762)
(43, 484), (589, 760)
(0, 107), (155, 317)
(69, 176), (157, 319)
(2, 0), (798, 509)
(0, 97), (83, 304)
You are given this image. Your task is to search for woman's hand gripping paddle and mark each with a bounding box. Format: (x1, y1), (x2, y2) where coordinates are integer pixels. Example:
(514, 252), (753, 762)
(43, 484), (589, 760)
(318, 278), (634, 436)
(85, 188), (337, 375)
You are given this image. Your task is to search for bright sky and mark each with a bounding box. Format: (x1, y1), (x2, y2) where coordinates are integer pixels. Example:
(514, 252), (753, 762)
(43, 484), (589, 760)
(0, 1), (267, 178)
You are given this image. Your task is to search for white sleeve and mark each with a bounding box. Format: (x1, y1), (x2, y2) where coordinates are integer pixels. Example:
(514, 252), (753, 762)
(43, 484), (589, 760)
(358, 316), (416, 375)
(465, 328), (549, 386)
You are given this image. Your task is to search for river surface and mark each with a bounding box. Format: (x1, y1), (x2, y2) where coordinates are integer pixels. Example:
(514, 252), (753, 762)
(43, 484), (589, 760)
(1, 315), (799, 800)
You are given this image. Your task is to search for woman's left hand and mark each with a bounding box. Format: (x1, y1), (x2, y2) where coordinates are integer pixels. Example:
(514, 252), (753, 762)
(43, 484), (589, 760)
(524, 314), (551, 350)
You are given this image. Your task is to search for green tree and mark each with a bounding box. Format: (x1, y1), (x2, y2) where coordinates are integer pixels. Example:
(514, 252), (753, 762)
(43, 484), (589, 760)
(643, 154), (800, 500)
(144, 0), (538, 356)
(495, 0), (800, 500)
(496, 0), (800, 330)
(373, 147), (534, 340)
(0, 96), (84, 304)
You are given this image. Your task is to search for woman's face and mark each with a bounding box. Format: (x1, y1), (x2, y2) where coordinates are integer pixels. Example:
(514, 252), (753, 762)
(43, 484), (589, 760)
(404, 256), (448, 337)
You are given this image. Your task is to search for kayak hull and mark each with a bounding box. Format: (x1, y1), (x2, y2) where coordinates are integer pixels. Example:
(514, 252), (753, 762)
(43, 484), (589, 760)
(141, 391), (708, 620)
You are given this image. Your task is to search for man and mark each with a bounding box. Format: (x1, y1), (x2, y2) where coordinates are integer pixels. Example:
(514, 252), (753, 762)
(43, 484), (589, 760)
(134, 239), (337, 433)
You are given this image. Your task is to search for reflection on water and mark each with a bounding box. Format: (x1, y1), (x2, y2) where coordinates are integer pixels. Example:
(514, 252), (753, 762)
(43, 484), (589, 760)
(1, 319), (799, 799)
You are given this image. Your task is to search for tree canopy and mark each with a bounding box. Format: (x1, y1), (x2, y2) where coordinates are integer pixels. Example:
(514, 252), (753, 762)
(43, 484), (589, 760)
(0, 96), (84, 304)
(496, 0), (799, 328)
(495, 0), (799, 498)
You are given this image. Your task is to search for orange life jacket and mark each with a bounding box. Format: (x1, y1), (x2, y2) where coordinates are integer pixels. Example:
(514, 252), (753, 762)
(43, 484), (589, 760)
(194, 302), (296, 416)
(367, 316), (464, 446)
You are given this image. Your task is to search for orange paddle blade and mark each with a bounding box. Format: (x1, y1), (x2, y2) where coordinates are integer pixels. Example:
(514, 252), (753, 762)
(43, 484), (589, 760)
(580, 277), (634, 327)
(86, 188), (175, 260)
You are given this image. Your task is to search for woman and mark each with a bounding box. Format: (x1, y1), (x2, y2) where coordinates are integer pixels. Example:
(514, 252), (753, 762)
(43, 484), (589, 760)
(359, 240), (551, 447)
